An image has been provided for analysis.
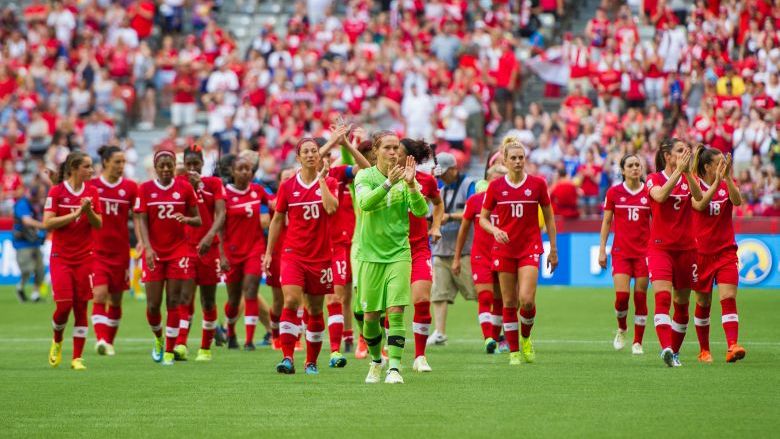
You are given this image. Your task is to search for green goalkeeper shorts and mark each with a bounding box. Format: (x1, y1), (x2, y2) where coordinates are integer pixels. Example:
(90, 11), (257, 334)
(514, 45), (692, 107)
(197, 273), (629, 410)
(356, 260), (411, 313)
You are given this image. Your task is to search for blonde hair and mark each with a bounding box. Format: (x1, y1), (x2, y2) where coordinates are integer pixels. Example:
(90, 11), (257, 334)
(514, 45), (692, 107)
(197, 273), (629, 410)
(500, 135), (527, 156)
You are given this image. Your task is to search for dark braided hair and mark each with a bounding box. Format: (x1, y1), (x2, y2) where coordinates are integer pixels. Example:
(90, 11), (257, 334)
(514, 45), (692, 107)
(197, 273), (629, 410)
(400, 138), (433, 163)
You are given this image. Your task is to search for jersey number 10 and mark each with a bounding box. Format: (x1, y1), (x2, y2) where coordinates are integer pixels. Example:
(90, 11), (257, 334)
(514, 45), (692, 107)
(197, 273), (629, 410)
(510, 203), (524, 218)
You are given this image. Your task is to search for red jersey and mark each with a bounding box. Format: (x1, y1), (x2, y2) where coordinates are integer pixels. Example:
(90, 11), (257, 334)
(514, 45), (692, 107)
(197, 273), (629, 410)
(328, 165), (356, 247)
(275, 172), (338, 263)
(693, 180), (736, 255)
(134, 179), (199, 261)
(482, 174), (551, 258)
(604, 182), (651, 258)
(223, 183), (270, 260)
(89, 176), (138, 258)
(463, 192), (496, 260)
(45, 181), (102, 261)
(180, 175), (225, 249)
(408, 171), (439, 247)
(646, 171), (695, 251)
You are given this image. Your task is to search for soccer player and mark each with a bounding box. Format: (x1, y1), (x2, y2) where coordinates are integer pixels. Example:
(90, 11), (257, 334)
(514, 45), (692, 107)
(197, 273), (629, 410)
(354, 131), (429, 384)
(453, 163), (508, 354)
(319, 126), (371, 365)
(44, 151), (102, 371)
(90, 145), (138, 357)
(265, 138), (339, 375)
(174, 145), (228, 361)
(267, 168), (295, 350)
(399, 138), (443, 372)
(598, 153), (650, 355)
(478, 139), (559, 366)
(222, 156), (273, 350)
(136, 150), (202, 366)
(646, 138), (703, 367)
(691, 148), (746, 363)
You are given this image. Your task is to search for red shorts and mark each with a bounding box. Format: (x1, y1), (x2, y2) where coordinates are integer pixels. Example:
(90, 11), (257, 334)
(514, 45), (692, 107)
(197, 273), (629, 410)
(51, 256), (94, 302)
(332, 244), (353, 286)
(647, 247), (696, 290)
(266, 250), (282, 288)
(611, 255), (649, 278)
(191, 248), (221, 286)
(142, 255), (194, 283)
(694, 249), (739, 293)
(492, 254), (540, 274)
(471, 254), (495, 285)
(280, 256), (333, 295)
(226, 251), (263, 285)
(410, 243), (433, 283)
(93, 256), (130, 293)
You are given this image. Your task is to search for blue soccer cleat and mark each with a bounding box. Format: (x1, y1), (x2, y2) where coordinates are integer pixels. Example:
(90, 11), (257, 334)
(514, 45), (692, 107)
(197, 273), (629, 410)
(305, 363), (319, 375)
(276, 357), (295, 374)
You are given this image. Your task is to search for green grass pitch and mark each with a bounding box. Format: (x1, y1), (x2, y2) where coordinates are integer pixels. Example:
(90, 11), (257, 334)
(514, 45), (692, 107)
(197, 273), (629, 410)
(1, 286), (779, 438)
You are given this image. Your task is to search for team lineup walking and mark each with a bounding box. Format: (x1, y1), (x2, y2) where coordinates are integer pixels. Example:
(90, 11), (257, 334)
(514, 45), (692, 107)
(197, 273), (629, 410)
(42, 125), (747, 378)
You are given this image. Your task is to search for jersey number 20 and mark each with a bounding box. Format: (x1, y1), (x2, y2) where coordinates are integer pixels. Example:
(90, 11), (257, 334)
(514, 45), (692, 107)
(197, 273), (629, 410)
(303, 204), (320, 220)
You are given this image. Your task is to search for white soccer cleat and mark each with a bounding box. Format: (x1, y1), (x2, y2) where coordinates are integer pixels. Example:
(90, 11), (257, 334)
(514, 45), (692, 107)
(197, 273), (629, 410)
(660, 348), (674, 367)
(613, 330), (626, 351)
(95, 339), (108, 356)
(365, 361), (382, 384)
(631, 343), (643, 355)
(412, 356), (432, 372)
(426, 331), (448, 346)
(105, 343), (116, 356)
(672, 353), (682, 367)
(385, 369), (404, 384)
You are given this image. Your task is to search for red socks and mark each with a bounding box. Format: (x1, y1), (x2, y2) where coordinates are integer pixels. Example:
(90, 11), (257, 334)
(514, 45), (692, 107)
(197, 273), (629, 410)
(224, 302), (239, 338)
(106, 305), (121, 344)
(201, 307), (217, 350)
(502, 307), (519, 352)
(615, 291), (629, 331)
(305, 313), (325, 365)
(175, 304), (191, 347)
(164, 306), (179, 353)
(491, 298), (503, 340)
(327, 303), (344, 353)
(244, 297), (259, 345)
(671, 301), (689, 353)
(72, 300), (88, 359)
(146, 308), (163, 338)
(92, 302), (108, 342)
(270, 311), (280, 340)
(720, 298), (739, 347)
(279, 307), (300, 360)
(519, 306), (535, 338)
(633, 290), (647, 345)
(52, 300), (72, 343)
(413, 301), (431, 358)
(477, 291), (493, 340)
(694, 303), (711, 352)
(653, 291), (672, 349)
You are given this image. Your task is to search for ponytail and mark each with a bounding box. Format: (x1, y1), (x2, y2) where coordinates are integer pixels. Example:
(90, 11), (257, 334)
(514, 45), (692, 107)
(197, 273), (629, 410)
(695, 145), (721, 178)
(655, 137), (680, 171)
(500, 134), (527, 157)
(400, 138), (433, 163)
(50, 151), (89, 185)
(183, 144), (204, 163)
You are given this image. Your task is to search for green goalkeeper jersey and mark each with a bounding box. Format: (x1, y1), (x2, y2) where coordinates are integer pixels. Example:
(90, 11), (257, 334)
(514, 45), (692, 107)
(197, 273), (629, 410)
(354, 166), (429, 263)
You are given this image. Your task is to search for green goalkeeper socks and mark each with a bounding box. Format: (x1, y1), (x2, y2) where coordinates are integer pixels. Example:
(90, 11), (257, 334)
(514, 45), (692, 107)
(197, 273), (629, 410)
(387, 312), (405, 370)
(362, 318), (383, 362)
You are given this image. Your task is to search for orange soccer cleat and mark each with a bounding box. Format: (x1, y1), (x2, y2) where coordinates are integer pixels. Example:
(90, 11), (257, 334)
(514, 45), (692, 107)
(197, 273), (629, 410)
(697, 350), (713, 363)
(355, 336), (368, 359)
(726, 344), (746, 363)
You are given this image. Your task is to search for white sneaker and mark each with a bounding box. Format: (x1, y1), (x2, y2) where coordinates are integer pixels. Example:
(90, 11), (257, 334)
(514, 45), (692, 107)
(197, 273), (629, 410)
(426, 331), (448, 346)
(105, 343), (116, 356)
(631, 343), (643, 355)
(613, 330), (626, 351)
(95, 340), (108, 356)
(385, 368), (404, 384)
(365, 361), (382, 384)
(412, 356), (432, 372)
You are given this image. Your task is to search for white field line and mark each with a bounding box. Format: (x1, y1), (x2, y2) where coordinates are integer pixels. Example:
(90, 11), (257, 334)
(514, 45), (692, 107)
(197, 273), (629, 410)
(0, 337), (779, 346)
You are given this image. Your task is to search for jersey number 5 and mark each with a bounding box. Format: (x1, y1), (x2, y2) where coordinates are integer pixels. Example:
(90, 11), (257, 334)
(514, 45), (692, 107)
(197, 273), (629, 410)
(303, 204), (320, 220)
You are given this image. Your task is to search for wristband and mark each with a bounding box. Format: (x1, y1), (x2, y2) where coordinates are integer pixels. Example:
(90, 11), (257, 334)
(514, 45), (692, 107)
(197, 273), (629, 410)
(383, 179), (393, 191)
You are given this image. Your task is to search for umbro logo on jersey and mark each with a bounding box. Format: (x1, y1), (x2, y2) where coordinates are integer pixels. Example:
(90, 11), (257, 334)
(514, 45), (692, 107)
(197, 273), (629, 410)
(502, 191), (508, 196)
(98, 188), (104, 193)
(172, 192), (181, 200)
(151, 193), (158, 199)
(119, 189), (126, 197)
(232, 197), (238, 202)
(251, 191), (257, 198)
(620, 197), (626, 202)
(63, 197), (70, 203)
(293, 191), (300, 197)
(641, 197), (647, 204)
(524, 189), (532, 197)
(718, 189), (726, 197)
